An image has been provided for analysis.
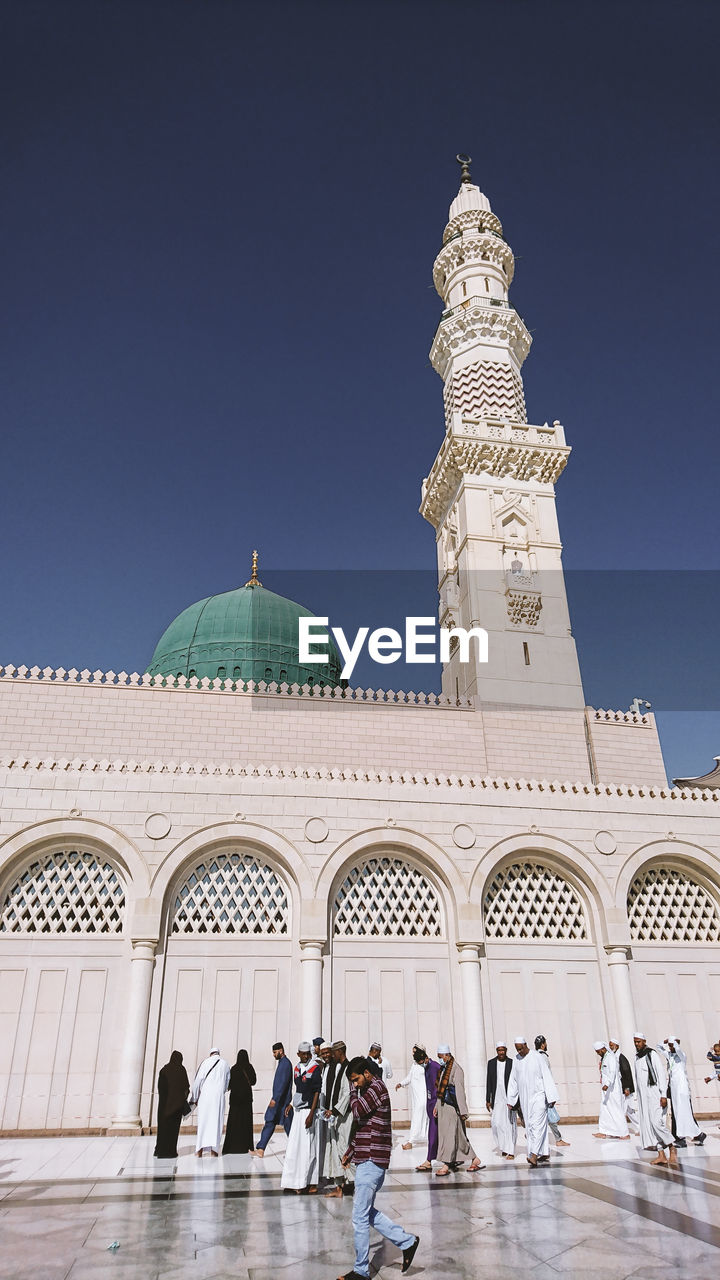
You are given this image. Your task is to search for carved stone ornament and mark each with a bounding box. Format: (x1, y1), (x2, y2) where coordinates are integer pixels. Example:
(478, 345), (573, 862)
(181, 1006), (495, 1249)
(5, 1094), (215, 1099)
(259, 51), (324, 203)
(145, 812), (172, 840)
(305, 817), (329, 843)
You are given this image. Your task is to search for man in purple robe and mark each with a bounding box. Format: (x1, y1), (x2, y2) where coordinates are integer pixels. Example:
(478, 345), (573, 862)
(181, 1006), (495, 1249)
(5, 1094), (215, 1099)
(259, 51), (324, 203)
(413, 1045), (441, 1171)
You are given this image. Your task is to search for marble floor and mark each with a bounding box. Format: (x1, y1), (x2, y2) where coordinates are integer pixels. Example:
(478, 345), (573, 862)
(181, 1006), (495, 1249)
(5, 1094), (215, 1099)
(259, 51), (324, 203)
(1, 1124), (719, 1280)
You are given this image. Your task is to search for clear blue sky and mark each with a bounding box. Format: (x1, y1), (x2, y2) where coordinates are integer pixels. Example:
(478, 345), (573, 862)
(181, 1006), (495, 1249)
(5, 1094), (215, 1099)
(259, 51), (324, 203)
(1, 0), (718, 779)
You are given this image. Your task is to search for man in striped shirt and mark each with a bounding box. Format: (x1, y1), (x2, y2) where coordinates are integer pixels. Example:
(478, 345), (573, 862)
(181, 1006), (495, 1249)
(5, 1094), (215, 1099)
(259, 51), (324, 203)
(336, 1056), (419, 1280)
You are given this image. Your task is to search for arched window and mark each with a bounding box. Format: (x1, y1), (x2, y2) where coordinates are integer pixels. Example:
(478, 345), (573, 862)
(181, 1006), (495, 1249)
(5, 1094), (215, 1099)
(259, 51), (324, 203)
(0, 850), (125, 935)
(333, 857), (443, 938)
(172, 852), (289, 935)
(628, 866), (720, 942)
(484, 860), (588, 940)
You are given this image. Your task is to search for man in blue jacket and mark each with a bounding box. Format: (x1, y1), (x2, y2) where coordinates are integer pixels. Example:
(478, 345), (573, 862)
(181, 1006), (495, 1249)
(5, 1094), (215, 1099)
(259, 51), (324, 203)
(252, 1041), (293, 1157)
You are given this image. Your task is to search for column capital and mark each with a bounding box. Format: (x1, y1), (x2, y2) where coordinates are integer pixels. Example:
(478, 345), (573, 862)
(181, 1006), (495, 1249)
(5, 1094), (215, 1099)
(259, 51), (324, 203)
(456, 941), (484, 961)
(130, 937), (157, 957)
(299, 938), (325, 956)
(605, 944), (633, 962)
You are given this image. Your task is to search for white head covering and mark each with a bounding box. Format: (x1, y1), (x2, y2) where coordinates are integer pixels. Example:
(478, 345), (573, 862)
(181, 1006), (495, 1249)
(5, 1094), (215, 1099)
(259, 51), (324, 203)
(593, 1040), (606, 1051)
(495, 1040), (507, 1049)
(437, 1043), (451, 1055)
(608, 1034), (619, 1044)
(298, 1040), (312, 1053)
(513, 1035), (527, 1044)
(669, 1035), (680, 1043)
(633, 1031), (646, 1040)
(210, 1047), (220, 1054)
(369, 1041), (382, 1052)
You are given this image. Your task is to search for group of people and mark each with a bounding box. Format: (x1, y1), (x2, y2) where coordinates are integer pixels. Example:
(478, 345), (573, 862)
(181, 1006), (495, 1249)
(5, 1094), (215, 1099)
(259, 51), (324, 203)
(483, 1032), (716, 1170)
(151, 1030), (718, 1280)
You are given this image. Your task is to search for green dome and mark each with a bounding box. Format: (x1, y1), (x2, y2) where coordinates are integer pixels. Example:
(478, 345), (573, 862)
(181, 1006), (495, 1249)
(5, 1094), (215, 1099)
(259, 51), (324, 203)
(147, 583), (343, 687)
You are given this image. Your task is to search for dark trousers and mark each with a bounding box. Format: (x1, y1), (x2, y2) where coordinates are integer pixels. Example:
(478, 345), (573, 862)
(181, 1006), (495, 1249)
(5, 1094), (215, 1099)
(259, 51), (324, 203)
(257, 1101), (293, 1149)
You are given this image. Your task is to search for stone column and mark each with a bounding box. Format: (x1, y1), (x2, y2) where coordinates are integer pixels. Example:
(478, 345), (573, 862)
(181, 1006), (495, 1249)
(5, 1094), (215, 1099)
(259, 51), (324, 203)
(457, 943), (487, 1114)
(606, 945), (637, 1057)
(300, 940), (324, 1041)
(109, 939), (156, 1133)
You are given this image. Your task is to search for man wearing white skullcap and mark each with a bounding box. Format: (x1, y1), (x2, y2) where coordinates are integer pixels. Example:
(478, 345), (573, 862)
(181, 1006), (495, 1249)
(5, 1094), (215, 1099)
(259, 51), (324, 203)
(506, 1037), (559, 1167)
(434, 1046), (484, 1176)
(633, 1034), (677, 1167)
(592, 1041), (629, 1140)
(281, 1042), (323, 1191)
(607, 1036), (639, 1134)
(486, 1041), (516, 1159)
(191, 1047), (231, 1157)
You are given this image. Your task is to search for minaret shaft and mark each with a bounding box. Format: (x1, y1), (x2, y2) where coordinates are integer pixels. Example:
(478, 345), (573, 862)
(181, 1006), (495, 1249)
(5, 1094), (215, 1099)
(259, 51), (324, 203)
(421, 171), (584, 710)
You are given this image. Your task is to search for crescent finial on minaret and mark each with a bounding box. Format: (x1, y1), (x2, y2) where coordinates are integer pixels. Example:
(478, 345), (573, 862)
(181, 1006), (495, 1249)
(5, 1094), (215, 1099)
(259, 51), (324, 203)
(456, 153), (472, 184)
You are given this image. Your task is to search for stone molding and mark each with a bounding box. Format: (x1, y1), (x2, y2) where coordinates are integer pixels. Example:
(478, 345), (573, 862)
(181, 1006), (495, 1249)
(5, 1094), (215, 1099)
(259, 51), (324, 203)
(430, 302), (531, 378)
(0, 665), (473, 708)
(442, 208), (504, 241)
(433, 233), (515, 292)
(421, 427), (570, 527)
(0, 753), (716, 802)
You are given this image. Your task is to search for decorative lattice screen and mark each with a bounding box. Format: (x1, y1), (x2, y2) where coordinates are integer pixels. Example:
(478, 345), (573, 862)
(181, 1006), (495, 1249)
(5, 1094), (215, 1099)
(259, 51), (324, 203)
(333, 857), (443, 937)
(628, 867), (720, 942)
(172, 853), (289, 935)
(484, 861), (588, 940)
(0, 850), (125, 934)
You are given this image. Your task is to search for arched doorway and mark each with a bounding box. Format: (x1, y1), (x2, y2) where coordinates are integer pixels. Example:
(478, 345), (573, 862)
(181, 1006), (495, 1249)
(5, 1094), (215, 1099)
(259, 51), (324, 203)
(329, 852), (458, 1116)
(627, 861), (720, 1109)
(0, 846), (127, 1129)
(152, 848), (295, 1118)
(482, 857), (609, 1116)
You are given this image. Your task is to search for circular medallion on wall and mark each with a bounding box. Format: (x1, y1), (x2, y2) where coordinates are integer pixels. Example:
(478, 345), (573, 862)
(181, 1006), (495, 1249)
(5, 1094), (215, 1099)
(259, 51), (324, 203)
(593, 829), (617, 856)
(452, 823), (475, 850)
(145, 812), (172, 841)
(305, 817), (329, 843)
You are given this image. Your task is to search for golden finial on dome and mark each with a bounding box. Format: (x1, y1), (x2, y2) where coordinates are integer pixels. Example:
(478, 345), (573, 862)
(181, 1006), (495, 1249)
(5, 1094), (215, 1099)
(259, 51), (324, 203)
(245, 548), (262, 588)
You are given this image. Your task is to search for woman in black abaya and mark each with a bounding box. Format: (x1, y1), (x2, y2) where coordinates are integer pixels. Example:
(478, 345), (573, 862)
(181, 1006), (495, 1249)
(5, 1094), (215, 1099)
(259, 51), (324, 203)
(222, 1048), (257, 1154)
(154, 1049), (190, 1159)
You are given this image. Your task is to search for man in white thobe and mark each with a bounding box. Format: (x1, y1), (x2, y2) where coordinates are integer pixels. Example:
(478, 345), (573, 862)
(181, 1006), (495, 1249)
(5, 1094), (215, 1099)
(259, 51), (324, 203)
(633, 1034), (677, 1167)
(323, 1040), (355, 1196)
(191, 1047), (230, 1157)
(665, 1037), (706, 1146)
(592, 1041), (629, 1139)
(281, 1041), (323, 1191)
(486, 1041), (516, 1159)
(395, 1044), (429, 1149)
(506, 1035), (558, 1167)
(608, 1036), (639, 1134)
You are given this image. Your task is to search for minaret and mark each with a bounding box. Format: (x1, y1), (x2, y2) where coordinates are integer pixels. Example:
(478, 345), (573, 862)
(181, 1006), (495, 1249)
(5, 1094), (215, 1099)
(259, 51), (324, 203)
(420, 157), (584, 709)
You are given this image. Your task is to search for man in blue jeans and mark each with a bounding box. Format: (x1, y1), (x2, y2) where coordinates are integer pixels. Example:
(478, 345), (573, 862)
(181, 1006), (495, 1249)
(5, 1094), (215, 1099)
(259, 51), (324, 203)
(337, 1056), (419, 1280)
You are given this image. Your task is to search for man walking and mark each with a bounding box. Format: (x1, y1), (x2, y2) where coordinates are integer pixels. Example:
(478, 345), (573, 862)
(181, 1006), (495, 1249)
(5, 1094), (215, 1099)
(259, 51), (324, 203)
(486, 1041), (516, 1159)
(664, 1037), (706, 1147)
(633, 1033), (677, 1167)
(395, 1044), (429, 1150)
(252, 1041), (293, 1157)
(507, 1035), (559, 1167)
(592, 1041), (629, 1139)
(413, 1046), (442, 1172)
(434, 1044), (484, 1177)
(534, 1035), (570, 1147)
(608, 1036), (639, 1133)
(324, 1040), (355, 1197)
(281, 1041), (323, 1192)
(191, 1047), (230, 1157)
(336, 1056), (419, 1280)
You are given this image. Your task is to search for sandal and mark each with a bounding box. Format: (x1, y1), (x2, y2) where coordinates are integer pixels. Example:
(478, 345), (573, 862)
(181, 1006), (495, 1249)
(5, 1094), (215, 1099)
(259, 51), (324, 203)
(434, 1165), (451, 1177)
(415, 1161), (432, 1172)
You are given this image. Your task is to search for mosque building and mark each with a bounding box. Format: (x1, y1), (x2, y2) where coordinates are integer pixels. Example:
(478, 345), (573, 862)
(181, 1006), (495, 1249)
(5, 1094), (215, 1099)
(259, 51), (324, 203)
(0, 162), (718, 1135)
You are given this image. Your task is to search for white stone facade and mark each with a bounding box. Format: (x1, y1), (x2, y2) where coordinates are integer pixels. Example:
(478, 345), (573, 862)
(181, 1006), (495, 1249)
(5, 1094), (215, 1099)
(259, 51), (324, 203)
(1, 169), (717, 1136)
(0, 671), (718, 1133)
